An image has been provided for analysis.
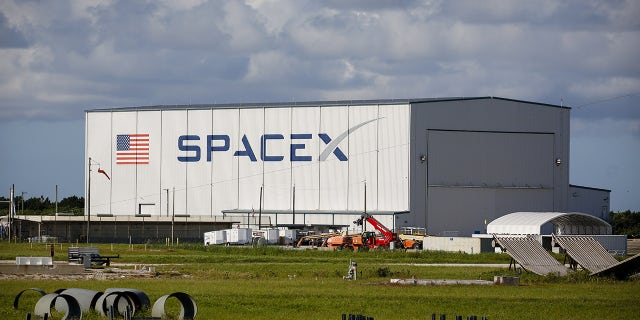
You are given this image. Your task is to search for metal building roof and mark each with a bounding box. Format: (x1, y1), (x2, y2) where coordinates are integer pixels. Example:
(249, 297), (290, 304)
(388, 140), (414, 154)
(591, 253), (640, 279)
(552, 235), (619, 274)
(487, 212), (612, 235)
(86, 96), (570, 113)
(494, 236), (569, 276)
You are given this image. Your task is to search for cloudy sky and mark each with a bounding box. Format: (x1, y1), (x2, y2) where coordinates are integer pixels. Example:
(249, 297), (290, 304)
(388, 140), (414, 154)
(0, 0), (638, 211)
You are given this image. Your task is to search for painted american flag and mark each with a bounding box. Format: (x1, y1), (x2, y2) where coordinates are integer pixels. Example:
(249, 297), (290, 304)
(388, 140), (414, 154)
(116, 133), (149, 164)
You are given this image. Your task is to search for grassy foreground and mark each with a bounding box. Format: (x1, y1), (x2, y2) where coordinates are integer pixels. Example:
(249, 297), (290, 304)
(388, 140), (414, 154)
(1, 242), (639, 319)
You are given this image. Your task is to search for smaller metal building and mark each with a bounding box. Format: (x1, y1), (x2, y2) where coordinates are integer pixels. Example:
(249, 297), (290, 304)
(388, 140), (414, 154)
(487, 211), (626, 254)
(487, 212), (612, 235)
(569, 185), (611, 221)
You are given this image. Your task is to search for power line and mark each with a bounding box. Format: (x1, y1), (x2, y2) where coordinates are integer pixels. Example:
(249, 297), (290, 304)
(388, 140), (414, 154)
(574, 92), (640, 109)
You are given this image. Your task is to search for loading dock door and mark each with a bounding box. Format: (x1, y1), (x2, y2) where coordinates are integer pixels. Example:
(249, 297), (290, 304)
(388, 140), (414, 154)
(426, 130), (555, 236)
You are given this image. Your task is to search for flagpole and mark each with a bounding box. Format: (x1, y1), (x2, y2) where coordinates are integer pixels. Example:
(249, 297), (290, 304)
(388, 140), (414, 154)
(86, 158), (110, 244)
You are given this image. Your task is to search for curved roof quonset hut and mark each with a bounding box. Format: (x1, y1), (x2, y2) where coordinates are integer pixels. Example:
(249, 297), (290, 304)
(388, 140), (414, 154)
(487, 212), (612, 235)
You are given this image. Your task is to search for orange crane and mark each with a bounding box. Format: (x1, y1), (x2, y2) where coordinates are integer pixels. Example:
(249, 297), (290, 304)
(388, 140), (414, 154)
(354, 213), (404, 250)
(326, 213), (411, 251)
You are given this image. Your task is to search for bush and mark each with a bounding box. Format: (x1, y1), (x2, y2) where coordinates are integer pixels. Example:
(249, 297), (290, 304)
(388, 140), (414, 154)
(376, 266), (391, 277)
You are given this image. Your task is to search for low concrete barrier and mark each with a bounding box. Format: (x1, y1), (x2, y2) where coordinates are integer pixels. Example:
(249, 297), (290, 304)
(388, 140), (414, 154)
(390, 278), (493, 286)
(494, 276), (520, 286)
(16, 257), (53, 265)
(0, 262), (85, 275)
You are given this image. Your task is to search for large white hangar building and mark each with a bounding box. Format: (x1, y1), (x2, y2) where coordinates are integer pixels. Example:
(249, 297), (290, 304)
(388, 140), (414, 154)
(85, 97), (578, 236)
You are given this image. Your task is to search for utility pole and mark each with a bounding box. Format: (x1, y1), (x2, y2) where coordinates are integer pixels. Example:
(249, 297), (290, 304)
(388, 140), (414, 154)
(258, 185), (263, 230)
(363, 181), (367, 232)
(292, 185), (296, 225)
(20, 192), (27, 215)
(163, 188), (169, 217)
(54, 185), (58, 238)
(171, 187), (175, 245)
(8, 185), (14, 241)
(87, 157), (92, 243)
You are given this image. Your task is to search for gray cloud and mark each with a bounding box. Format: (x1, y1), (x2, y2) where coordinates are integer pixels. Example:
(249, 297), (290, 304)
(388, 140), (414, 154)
(0, 12), (28, 48)
(0, 0), (638, 210)
(0, 0), (637, 123)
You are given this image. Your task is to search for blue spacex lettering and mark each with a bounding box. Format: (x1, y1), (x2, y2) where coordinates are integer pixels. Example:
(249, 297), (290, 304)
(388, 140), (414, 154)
(177, 133), (344, 162)
(177, 118), (379, 162)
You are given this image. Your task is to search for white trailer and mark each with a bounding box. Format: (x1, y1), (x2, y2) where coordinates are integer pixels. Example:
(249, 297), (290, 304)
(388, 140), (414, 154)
(260, 229), (280, 244)
(226, 228), (252, 245)
(204, 230), (226, 245)
(279, 229), (297, 245)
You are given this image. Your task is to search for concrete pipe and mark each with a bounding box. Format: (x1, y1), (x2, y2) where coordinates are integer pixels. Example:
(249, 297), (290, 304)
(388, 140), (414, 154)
(151, 292), (197, 320)
(34, 293), (82, 320)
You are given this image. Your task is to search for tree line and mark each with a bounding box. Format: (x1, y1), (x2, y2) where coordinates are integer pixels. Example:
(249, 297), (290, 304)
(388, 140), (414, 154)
(1, 195), (639, 236)
(0, 195), (84, 215)
(610, 210), (640, 238)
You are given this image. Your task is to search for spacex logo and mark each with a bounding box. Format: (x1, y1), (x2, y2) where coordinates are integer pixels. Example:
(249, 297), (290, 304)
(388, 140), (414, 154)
(177, 118), (379, 162)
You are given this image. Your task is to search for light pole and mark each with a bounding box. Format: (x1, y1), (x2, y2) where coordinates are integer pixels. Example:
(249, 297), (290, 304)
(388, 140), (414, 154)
(163, 188), (171, 245)
(362, 180), (367, 232)
(172, 187), (175, 245)
(258, 185), (263, 230)
(20, 192), (27, 215)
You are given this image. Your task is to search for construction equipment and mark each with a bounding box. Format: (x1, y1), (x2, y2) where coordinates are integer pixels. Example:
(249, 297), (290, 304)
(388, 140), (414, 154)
(353, 213), (404, 250)
(296, 232), (339, 248)
(325, 213), (406, 251)
(397, 227), (427, 249)
(326, 234), (365, 250)
(303, 214), (421, 251)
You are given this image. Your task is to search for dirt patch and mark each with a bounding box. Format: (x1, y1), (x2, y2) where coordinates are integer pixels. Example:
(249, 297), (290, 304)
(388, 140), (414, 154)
(0, 266), (190, 281)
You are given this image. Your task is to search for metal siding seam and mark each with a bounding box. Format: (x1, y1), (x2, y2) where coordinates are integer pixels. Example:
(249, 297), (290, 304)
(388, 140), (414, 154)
(236, 108), (240, 210)
(160, 110), (163, 216)
(210, 107), (214, 217)
(376, 104), (379, 211)
(289, 106), (293, 214)
(262, 106), (265, 211)
(110, 111), (114, 215)
(135, 111), (139, 215)
(347, 104), (350, 213)
(186, 109), (189, 215)
(317, 106), (322, 213)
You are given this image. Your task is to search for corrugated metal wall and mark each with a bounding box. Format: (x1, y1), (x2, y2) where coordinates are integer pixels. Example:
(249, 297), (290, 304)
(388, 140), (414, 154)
(408, 98), (570, 236)
(86, 104), (411, 227)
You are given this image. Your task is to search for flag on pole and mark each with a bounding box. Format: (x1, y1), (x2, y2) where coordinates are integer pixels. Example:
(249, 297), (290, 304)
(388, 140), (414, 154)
(98, 168), (110, 180)
(116, 133), (150, 164)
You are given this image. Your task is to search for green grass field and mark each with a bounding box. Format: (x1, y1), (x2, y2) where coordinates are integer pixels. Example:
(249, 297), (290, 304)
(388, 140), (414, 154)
(1, 242), (639, 319)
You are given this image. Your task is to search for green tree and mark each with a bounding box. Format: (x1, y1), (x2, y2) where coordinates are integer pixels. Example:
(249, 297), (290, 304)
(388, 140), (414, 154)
(610, 210), (640, 237)
(59, 195), (84, 209)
